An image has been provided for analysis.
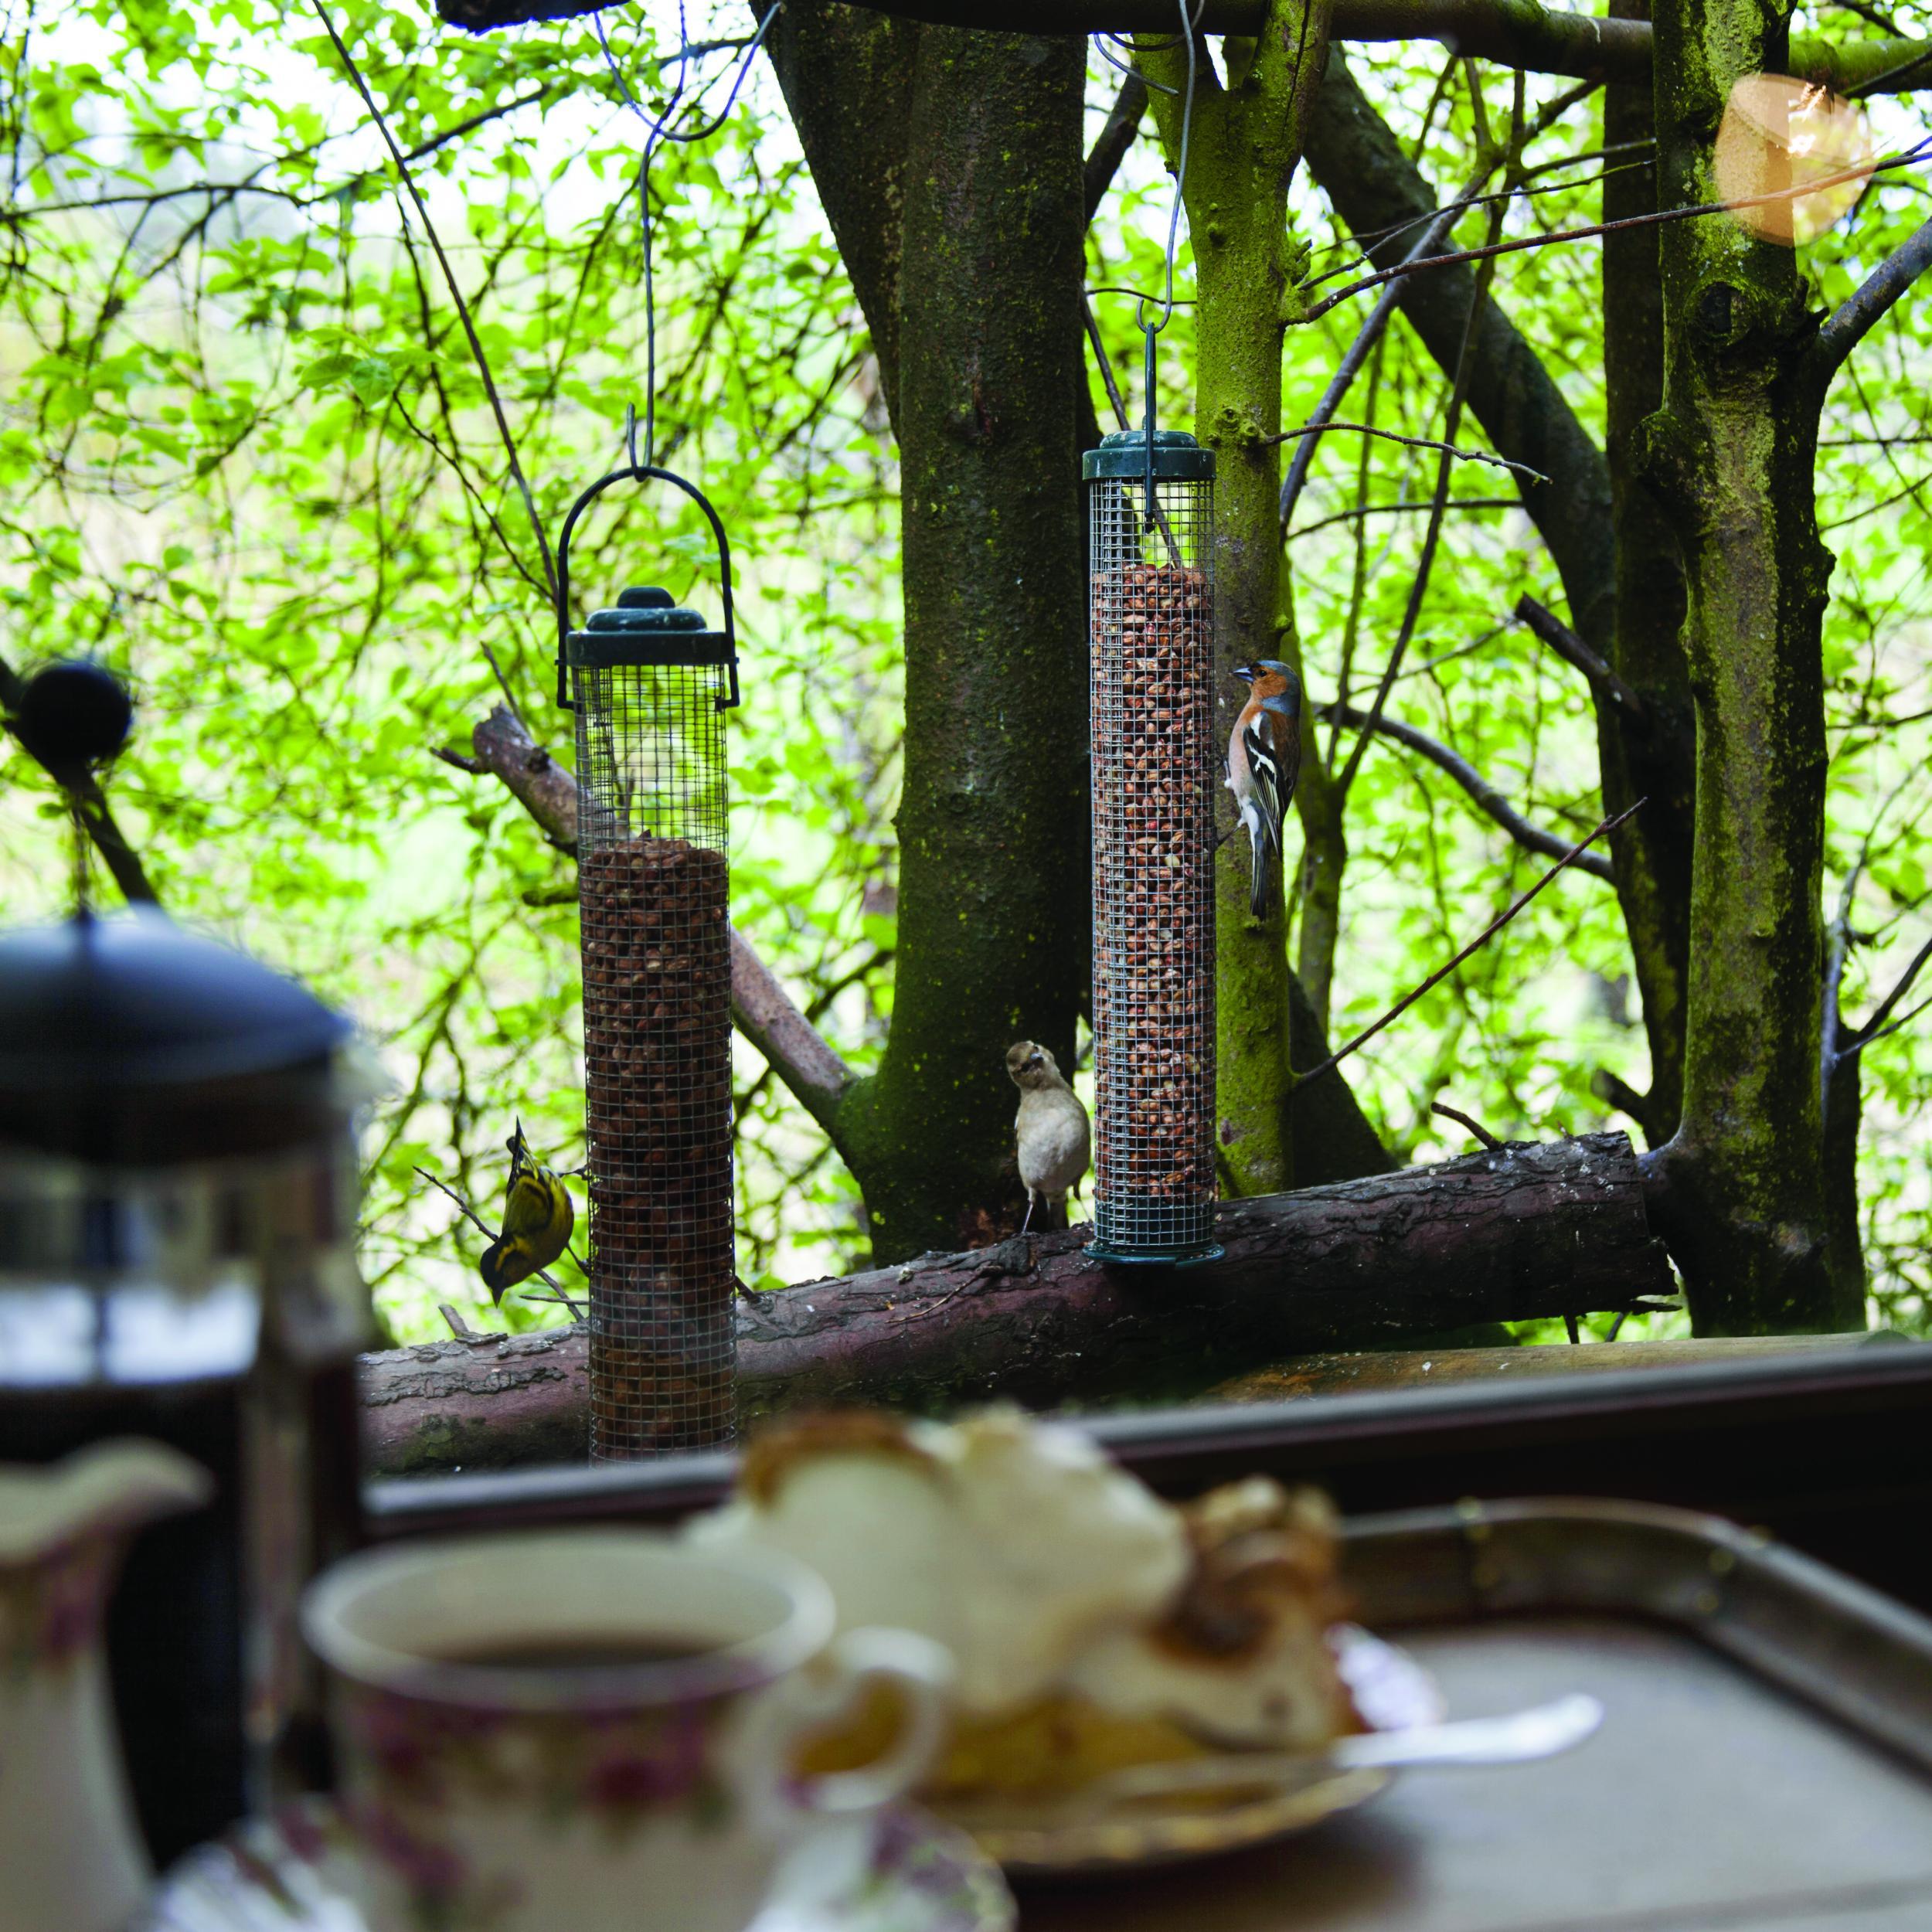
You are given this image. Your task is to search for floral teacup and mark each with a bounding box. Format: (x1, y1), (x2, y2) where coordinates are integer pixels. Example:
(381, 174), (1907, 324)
(301, 1529), (952, 1932)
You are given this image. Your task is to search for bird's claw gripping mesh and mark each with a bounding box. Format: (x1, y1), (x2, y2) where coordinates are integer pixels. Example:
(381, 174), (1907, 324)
(1087, 456), (1219, 1264)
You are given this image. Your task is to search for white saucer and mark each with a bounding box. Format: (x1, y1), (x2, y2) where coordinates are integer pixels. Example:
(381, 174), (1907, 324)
(141, 1802), (1015, 1932)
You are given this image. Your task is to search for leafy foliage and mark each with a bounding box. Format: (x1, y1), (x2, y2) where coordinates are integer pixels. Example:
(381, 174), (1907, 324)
(1, 3), (1925, 1345)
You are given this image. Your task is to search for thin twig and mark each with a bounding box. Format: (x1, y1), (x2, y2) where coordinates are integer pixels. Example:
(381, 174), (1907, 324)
(1515, 594), (1646, 718)
(1293, 801), (1644, 1087)
(519, 1287), (590, 1319)
(1303, 138), (1932, 325)
(1844, 927), (1932, 1049)
(1267, 420), (1546, 483)
(1318, 699), (1615, 878)
(1083, 295), (1132, 430)
(1288, 495), (1516, 540)
(1278, 72), (1597, 533)
(1281, 200), (1466, 534)
(1431, 1100), (1503, 1150)
(308, 0), (557, 602)
(1336, 158), (1515, 803)
(413, 1164), (576, 1303)
(1840, 988), (1932, 1063)
(438, 1302), (477, 1338)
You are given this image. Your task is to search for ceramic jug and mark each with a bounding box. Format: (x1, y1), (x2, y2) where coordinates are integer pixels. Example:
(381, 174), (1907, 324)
(1, 1439), (212, 1932)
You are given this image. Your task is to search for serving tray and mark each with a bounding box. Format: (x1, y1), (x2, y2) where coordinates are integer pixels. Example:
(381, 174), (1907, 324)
(1020, 1497), (1932, 1930)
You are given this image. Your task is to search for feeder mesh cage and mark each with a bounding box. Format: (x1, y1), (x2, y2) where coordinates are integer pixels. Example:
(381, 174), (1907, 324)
(1085, 430), (1218, 1260)
(572, 594), (734, 1458)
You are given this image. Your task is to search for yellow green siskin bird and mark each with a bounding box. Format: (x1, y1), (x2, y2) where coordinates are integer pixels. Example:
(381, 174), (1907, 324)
(478, 1120), (575, 1304)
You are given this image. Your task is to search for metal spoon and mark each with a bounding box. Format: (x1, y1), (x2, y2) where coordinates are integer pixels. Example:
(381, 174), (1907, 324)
(1073, 1692), (1605, 1812)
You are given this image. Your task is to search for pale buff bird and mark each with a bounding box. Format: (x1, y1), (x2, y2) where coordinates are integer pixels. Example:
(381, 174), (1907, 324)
(1006, 1040), (1091, 1234)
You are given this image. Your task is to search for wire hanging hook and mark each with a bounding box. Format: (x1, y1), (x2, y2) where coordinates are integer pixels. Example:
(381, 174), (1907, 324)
(594, 1), (783, 480)
(1131, 0), (1203, 520)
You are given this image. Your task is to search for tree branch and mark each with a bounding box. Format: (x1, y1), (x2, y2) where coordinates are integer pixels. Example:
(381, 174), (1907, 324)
(1084, 70), (1148, 223)
(311, 0), (556, 601)
(1514, 593), (1646, 718)
(1281, 195), (1464, 535)
(0, 652), (159, 907)
(1304, 55), (1617, 655)
(468, 703), (582, 851)
(1318, 700), (1615, 879)
(360, 1131), (1675, 1471)
(1814, 212), (1932, 379)
(1303, 141), (1927, 323)
(438, 0), (1932, 98)
(459, 704), (855, 1123)
(1270, 418), (1546, 483)
(1080, 76), (1146, 450)
(1844, 927), (1932, 1052)
(1296, 801), (1641, 1087)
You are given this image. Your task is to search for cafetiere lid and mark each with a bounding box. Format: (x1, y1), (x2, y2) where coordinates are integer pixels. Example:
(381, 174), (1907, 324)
(0, 908), (352, 1163)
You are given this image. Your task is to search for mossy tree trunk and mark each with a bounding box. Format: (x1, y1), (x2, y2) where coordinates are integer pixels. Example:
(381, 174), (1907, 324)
(1645, 0), (1862, 1331)
(1599, 0), (1696, 1150)
(767, 9), (1090, 1260)
(1141, 5), (1342, 1199)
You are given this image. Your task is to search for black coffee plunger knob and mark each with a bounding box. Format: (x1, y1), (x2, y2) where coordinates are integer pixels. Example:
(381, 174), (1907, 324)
(13, 659), (134, 767)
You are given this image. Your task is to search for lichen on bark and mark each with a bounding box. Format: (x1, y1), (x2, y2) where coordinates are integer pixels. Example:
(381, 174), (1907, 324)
(1646, 0), (1862, 1331)
(764, 10), (1089, 1261)
(1140, 3), (1347, 1198)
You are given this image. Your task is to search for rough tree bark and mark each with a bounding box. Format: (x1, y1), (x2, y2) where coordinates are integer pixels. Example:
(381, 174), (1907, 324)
(1139, 4), (1336, 1199)
(1644, 0), (1859, 1331)
(824, 24), (1090, 1257)
(361, 1130), (1672, 1472)
(1599, 0), (1695, 1148)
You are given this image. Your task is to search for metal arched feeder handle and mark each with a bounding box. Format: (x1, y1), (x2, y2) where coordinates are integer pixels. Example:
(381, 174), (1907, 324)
(552, 463), (741, 714)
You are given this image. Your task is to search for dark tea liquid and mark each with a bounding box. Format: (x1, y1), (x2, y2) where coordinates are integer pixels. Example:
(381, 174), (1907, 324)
(430, 1635), (715, 1671)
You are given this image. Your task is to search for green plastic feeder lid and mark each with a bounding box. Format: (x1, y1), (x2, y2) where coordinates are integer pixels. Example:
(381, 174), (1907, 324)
(1083, 427), (1215, 483)
(566, 585), (732, 668)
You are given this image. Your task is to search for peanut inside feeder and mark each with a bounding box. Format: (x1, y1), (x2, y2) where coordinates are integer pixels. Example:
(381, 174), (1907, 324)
(564, 559), (740, 1458)
(1084, 428), (1220, 1265)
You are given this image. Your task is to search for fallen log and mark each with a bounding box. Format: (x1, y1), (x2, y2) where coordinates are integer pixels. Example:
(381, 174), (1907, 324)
(362, 1132), (1674, 1475)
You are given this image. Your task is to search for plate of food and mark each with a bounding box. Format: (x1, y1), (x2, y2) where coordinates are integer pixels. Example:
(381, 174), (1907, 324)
(688, 1408), (1512, 1876)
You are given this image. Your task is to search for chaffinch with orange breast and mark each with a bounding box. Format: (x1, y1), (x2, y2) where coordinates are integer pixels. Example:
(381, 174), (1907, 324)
(1226, 660), (1303, 920)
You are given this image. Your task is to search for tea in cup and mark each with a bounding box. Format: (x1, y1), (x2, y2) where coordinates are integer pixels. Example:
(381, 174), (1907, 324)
(301, 1529), (951, 1932)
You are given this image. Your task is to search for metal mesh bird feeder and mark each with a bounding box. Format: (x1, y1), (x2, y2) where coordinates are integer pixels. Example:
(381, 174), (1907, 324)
(1083, 424), (1222, 1266)
(556, 464), (740, 1459)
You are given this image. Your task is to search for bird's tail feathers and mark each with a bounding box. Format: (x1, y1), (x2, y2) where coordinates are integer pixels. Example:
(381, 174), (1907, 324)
(1239, 800), (1274, 918)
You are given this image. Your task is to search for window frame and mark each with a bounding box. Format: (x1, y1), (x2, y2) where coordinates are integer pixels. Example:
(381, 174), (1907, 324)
(364, 1338), (1932, 1612)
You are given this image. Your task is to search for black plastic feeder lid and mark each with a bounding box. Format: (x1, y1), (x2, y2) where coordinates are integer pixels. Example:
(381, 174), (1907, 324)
(1083, 427), (1216, 483)
(566, 584), (733, 668)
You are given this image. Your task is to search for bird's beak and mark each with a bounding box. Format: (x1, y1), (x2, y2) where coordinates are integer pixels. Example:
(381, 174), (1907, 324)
(1232, 663), (1255, 685)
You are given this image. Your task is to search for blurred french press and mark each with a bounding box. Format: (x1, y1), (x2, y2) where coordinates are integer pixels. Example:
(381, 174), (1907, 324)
(0, 660), (373, 1862)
